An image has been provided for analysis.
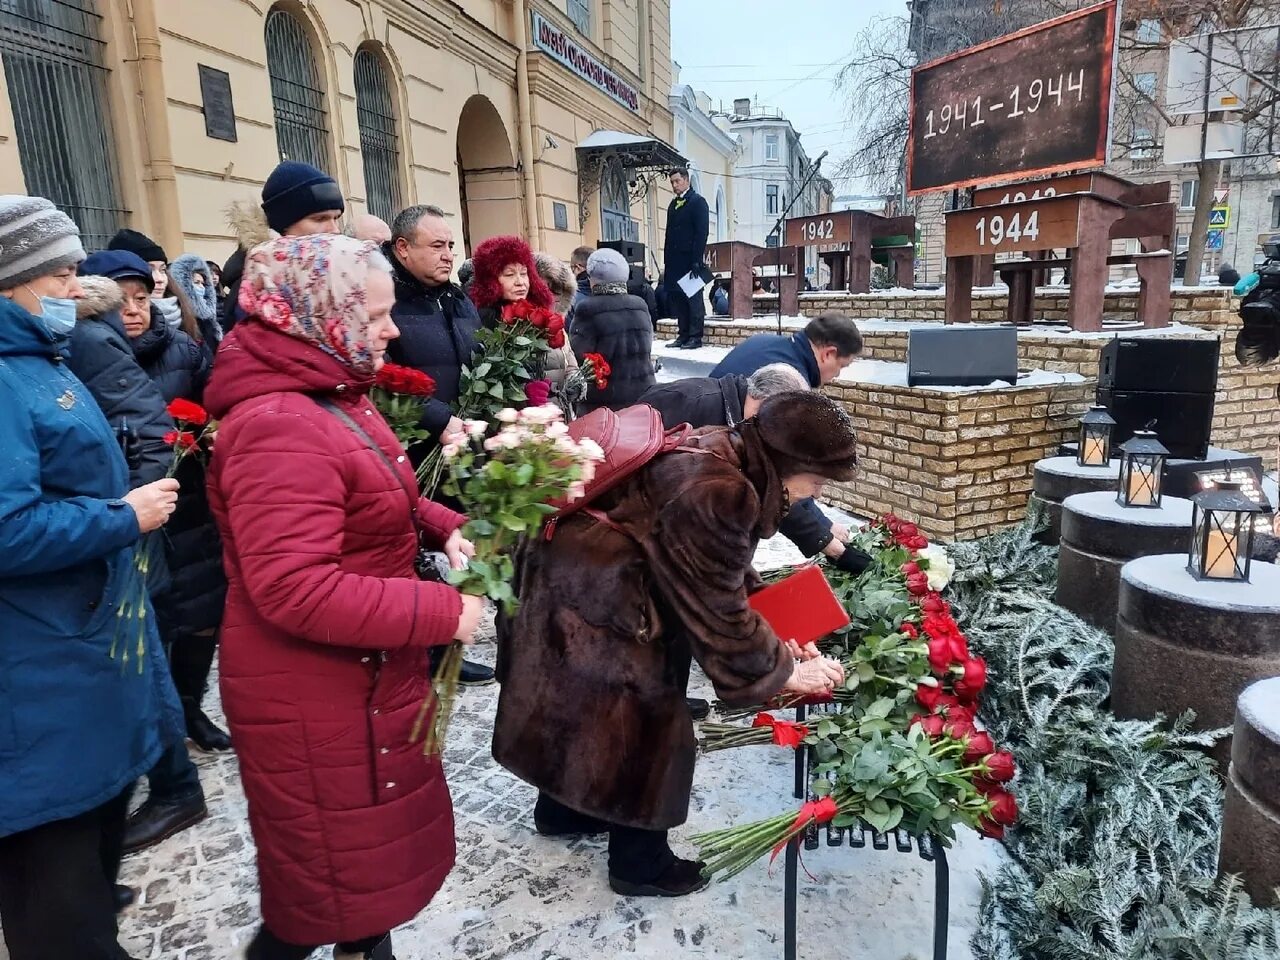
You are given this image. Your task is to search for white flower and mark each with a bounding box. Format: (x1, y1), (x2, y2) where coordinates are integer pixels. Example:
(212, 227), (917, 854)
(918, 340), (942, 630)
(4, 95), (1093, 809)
(441, 443), (460, 460)
(566, 481), (587, 503)
(520, 404), (562, 426)
(545, 421), (569, 439)
(577, 437), (605, 462)
(578, 460), (597, 485)
(463, 419), (487, 437)
(919, 543), (955, 592)
(497, 408), (519, 424)
(483, 436), (504, 452)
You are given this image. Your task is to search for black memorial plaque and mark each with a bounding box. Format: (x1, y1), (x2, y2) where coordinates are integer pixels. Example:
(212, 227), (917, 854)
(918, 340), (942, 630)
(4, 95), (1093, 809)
(199, 65), (237, 143)
(907, 0), (1116, 195)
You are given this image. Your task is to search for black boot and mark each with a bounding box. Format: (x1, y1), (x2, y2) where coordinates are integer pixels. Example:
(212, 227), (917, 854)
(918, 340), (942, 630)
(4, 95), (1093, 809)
(678, 339), (703, 350)
(183, 696), (232, 752)
(122, 795), (208, 855)
(534, 793), (608, 837)
(666, 337), (687, 347)
(334, 933), (394, 960)
(686, 697), (711, 721)
(429, 646), (495, 686)
(114, 883), (135, 913)
(609, 857), (709, 897)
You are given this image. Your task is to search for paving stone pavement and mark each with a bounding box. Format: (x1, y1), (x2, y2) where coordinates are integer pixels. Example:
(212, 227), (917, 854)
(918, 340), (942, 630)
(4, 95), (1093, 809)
(4, 533), (1006, 960)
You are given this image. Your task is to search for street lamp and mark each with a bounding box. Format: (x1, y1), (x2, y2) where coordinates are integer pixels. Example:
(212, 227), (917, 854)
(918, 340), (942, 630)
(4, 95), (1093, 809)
(1187, 480), (1265, 582)
(1077, 405), (1116, 467)
(1116, 430), (1168, 508)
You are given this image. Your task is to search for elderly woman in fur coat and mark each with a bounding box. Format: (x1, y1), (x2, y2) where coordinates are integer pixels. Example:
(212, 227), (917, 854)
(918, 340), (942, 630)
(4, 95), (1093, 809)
(493, 390), (854, 897)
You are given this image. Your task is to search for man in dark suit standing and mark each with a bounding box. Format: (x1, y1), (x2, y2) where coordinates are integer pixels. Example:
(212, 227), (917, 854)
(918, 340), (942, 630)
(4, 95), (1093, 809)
(663, 168), (709, 350)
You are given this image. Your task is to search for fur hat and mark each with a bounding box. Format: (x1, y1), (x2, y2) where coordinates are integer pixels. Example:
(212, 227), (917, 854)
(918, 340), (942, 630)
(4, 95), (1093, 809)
(0, 196), (85, 289)
(533, 251), (576, 313)
(168, 254), (218, 323)
(753, 391), (858, 482)
(108, 228), (167, 264)
(260, 161), (344, 234)
(469, 234), (554, 311)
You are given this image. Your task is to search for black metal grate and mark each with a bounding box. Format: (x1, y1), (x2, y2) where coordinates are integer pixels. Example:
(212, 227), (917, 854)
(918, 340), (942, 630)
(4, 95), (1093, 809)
(264, 8), (330, 170)
(0, 0), (128, 251)
(353, 47), (401, 224)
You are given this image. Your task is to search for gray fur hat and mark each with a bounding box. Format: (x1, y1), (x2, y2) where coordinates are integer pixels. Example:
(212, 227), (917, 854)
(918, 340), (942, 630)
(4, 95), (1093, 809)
(586, 247), (629, 285)
(0, 196), (85, 289)
(168, 253), (218, 323)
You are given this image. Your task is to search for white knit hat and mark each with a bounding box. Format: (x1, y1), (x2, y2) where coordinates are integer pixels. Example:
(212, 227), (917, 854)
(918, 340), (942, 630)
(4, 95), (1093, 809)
(0, 196), (85, 289)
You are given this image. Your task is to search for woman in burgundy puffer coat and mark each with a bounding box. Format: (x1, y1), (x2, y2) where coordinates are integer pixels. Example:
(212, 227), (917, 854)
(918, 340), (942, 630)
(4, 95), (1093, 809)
(204, 234), (483, 960)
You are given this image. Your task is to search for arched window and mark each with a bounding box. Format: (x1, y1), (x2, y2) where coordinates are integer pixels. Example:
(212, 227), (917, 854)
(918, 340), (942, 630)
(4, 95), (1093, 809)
(600, 161), (637, 242)
(265, 8), (330, 169)
(354, 47), (401, 223)
(0, 0), (126, 249)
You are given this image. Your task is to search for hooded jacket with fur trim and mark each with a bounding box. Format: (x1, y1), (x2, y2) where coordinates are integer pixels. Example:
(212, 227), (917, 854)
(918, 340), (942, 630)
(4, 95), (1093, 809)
(219, 201), (274, 332)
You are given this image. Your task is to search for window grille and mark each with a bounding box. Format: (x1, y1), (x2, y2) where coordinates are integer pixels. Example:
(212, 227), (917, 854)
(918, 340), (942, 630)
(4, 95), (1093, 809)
(354, 47), (401, 223)
(0, 0), (127, 250)
(265, 8), (330, 170)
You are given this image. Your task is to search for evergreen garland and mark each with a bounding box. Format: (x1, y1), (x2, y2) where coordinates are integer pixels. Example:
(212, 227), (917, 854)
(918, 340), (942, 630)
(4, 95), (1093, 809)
(946, 513), (1280, 959)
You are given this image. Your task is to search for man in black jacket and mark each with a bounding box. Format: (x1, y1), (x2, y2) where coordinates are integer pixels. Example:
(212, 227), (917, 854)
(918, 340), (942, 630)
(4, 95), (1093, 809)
(711, 312), (862, 386)
(384, 204), (493, 686)
(663, 168), (710, 350)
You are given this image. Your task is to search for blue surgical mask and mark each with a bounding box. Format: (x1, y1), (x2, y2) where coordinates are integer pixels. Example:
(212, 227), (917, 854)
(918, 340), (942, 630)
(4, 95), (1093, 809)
(37, 296), (78, 337)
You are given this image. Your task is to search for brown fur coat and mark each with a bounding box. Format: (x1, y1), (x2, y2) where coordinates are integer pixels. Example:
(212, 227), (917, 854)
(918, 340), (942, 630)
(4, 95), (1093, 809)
(492, 423), (794, 830)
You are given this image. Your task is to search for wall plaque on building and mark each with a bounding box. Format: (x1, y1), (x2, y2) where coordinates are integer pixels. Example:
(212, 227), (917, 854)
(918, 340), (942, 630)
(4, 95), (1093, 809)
(531, 12), (640, 112)
(198, 65), (237, 143)
(906, 0), (1116, 196)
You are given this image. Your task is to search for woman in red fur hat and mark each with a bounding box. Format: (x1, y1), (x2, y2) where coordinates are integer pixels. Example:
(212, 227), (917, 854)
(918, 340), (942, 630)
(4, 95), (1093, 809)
(469, 235), (561, 404)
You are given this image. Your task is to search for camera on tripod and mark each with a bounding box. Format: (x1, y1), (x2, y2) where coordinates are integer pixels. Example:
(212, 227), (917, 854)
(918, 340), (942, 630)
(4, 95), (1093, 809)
(1235, 236), (1280, 366)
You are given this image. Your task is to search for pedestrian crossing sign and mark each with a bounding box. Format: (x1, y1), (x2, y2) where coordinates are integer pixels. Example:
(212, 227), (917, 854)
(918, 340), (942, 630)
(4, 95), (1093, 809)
(1209, 206), (1230, 228)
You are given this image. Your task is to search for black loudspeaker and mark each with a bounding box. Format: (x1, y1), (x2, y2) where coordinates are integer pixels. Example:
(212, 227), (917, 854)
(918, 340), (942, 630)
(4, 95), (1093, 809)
(907, 326), (1018, 386)
(1096, 388), (1215, 460)
(598, 240), (646, 267)
(1098, 337), (1220, 394)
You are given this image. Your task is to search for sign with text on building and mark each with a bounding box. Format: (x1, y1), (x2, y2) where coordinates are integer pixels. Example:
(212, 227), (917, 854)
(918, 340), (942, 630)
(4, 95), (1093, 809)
(531, 12), (640, 112)
(906, 0), (1117, 196)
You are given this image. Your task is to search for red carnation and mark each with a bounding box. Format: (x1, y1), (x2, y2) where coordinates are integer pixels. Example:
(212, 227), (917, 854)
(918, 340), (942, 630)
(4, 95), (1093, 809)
(954, 656), (988, 702)
(914, 683), (943, 711)
(927, 636), (956, 674)
(983, 751), (1016, 783)
(986, 788), (1019, 825)
(164, 430), (198, 452)
(900, 622), (919, 639)
(906, 573), (930, 596)
(963, 730), (996, 762)
(166, 398), (209, 426)
(911, 713), (946, 738)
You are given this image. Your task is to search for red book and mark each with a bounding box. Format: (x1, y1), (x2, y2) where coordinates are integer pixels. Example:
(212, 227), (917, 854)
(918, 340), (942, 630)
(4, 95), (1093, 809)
(748, 564), (850, 645)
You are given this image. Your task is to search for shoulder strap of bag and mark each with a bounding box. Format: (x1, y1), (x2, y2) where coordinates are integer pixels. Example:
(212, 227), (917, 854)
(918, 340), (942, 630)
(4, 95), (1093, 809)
(313, 396), (419, 527)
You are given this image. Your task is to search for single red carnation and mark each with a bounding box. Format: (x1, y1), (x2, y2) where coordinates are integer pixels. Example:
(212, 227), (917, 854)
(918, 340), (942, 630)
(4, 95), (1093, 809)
(164, 430), (198, 452)
(900, 622), (919, 639)
(166, 398), (209, 426)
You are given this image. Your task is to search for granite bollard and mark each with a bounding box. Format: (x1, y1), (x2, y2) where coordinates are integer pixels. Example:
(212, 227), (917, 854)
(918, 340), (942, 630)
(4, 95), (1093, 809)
(1219, 676), (1280, 907)
(1030, 456), (1122, 545)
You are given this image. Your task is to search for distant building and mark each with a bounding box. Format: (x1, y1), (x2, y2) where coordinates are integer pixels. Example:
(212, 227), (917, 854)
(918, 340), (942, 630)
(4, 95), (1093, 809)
(713, 97), (834, 282)
(834, 194), (898, 215)
(669, 75), (740, 249)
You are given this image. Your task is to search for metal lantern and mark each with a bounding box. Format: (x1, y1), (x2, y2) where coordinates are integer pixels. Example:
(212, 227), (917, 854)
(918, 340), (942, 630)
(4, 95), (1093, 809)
(1076, 405), (1116, 467)
(1116, 430), (1168, 508)
(1187, 480), (1265, 582)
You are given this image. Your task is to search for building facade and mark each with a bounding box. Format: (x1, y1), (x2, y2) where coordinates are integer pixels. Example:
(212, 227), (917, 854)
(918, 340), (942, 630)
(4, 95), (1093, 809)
(668, 80), (738, 245)
(714, 98), (834, 283)
(0, 0), (680, 267)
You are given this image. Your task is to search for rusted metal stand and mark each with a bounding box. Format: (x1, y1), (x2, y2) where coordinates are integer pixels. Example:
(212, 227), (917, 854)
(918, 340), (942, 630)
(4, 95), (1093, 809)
(782, 704), (951, 960)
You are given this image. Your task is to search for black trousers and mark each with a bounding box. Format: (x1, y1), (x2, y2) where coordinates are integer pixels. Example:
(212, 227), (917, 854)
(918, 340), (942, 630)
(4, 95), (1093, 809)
(535, 793), (674, 882)
(247, 926), (389, 960)
(0, 787), (133, 960)
(670, 282), (706, 342)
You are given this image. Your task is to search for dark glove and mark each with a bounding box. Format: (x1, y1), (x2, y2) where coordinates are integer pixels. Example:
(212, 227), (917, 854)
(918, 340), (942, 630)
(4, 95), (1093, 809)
(834, 546), (873, 575)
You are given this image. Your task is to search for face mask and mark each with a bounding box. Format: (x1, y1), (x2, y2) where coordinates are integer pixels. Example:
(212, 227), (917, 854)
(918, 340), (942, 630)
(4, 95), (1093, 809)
(38, 296), (78, 337)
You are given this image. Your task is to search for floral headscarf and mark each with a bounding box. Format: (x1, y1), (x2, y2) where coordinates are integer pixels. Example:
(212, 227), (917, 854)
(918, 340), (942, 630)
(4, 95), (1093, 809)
(238, 233), (389, 375)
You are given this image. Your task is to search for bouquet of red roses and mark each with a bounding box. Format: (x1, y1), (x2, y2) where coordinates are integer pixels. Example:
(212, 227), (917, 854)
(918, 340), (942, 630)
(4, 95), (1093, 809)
(370, 363), (436, 449)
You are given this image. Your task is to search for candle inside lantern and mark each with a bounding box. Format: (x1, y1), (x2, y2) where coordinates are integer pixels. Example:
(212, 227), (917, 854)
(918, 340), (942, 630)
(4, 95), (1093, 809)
(1127, 468), (1154, 506)
(1082, 437), (1106, 466)
(1205, 529), (1239, 578)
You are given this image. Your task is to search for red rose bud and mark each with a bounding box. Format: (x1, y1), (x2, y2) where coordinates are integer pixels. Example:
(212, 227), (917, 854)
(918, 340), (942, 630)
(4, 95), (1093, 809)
(912, 713), (946, 738)
(919, 594), (947, 614)
(954, 656), (988, 702)
(914, 683), (943, 711)
(548, 314), (566, 333)
(927, 636), (955, 674)
(900, 622), (919, 639)
(983, 751), (1016, 783)
(945, 703), (976, 725)
(901, 561), (921, 576)
(548, 330), (566, 349)
(972, 776), (1002, 796)
(944, 718), (976, 741)
(987, 789), (1019, 826)
(906, 574), (929, 596)
(908, 535), (929, 551)
(978, 816), (1005, 840)
(963, 730), (996, 762)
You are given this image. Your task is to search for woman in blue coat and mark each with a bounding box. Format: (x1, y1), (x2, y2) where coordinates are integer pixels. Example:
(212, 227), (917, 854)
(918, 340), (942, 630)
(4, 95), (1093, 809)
(0, 196), (184, 960)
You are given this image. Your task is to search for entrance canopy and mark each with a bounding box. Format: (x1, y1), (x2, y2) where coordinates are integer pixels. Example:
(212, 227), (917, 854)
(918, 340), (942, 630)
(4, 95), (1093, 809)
(576, 129), (686, 228)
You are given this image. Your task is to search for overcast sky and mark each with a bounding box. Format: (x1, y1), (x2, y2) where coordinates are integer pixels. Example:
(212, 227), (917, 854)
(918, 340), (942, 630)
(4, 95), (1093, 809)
(669, 0), (908, 195)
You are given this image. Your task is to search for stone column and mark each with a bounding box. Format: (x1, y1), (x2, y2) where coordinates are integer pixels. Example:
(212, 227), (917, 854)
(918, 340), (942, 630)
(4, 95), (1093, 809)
(1219, 676), (1280, 907)
(1056, 492), (1193, 632)
(1114, 555), (1280, 766)
(1030, 456), (1121, 545)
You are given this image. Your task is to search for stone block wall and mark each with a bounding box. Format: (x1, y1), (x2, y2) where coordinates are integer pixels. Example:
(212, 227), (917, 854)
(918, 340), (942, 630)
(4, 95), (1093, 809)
(820, 379), (1095, 542)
